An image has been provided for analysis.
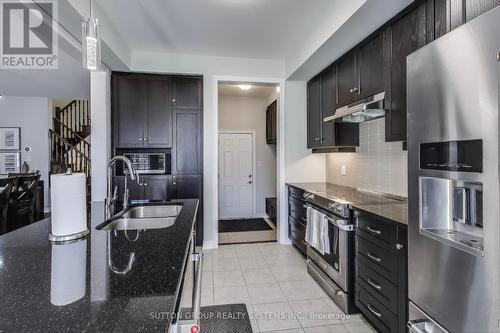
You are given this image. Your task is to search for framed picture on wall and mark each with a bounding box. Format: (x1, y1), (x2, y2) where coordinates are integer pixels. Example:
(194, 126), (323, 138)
(0, 152), (21, 175)
(0, 127), (21, 150)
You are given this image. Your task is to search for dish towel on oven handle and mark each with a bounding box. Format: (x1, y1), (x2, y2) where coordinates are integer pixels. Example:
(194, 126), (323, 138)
(305, 206), (331, 255)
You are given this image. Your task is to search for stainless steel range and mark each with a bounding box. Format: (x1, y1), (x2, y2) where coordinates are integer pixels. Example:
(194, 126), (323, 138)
(407, 7), (500, 333)
(302, 191), (357, 314)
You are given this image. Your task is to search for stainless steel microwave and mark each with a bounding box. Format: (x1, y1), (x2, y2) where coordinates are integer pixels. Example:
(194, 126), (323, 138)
(117, 153), (169, 175)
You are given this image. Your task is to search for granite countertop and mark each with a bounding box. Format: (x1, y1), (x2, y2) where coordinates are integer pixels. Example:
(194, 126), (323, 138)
(0, 199), (198, 332)
(287, 182), (408, 225)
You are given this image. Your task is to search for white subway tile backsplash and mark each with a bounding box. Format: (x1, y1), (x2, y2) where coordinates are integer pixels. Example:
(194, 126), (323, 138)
(326, 118), (408, 197)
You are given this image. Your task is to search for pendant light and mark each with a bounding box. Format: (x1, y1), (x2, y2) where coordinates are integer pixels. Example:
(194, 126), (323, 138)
(82, 0), (101, 71)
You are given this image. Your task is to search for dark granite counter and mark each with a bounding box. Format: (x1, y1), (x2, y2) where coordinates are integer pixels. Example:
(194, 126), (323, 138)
(0, 199), (198, 332)
(287, 182), (407, 225)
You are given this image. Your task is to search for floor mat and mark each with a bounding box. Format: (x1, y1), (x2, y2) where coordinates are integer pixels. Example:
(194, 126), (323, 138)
(219, 218), (273, 232)
(200, 303), (252, 333)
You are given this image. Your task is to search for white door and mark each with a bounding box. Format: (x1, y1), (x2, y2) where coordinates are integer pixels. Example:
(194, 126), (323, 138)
(219, 133), (254, 219)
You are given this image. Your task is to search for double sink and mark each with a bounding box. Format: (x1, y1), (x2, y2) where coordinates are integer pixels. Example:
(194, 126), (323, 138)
(97, 204), (183, 231)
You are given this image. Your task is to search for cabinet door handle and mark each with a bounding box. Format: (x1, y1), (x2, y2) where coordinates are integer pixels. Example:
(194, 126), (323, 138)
(139, 138), (143, 141)
(172, 99), (176, 102)
(367, 252), (381, 263)
(366, 226), (381, 235)
(144, 183), (148, 186)
(351, 87), (359, 93)
(367, 304), (382, 318)
(367, 278), (381, 290)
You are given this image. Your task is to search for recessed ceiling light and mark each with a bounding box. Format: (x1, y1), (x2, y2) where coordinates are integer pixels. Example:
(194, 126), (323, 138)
(276, 86), (280, 93)
(239, 85), (252, 91)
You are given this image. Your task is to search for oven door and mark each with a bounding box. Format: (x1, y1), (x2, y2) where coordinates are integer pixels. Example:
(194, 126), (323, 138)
(169, 232), (203, 333)
(305, 206), (354, 292)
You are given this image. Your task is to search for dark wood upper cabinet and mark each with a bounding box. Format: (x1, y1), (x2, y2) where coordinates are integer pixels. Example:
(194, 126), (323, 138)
(173, 110), (202, 174)
(172, 77), (203, 110)
(465, 0), (500, 20)
(386, 3), (426, 142)
(146, 80), (173, 147)
(114, 76), (147, 148)
(337, 52), (357, 107)
(266, 100), (277, 144)
(307, 76), (322, 149)
(113, 74), (173, 148)
(358, 33), (384, 99)
(320, 66), (336, 147)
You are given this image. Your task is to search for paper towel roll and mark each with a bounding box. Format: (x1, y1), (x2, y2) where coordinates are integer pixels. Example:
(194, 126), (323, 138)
(50, 239), (87, 306)
(50, 172), (88, 238)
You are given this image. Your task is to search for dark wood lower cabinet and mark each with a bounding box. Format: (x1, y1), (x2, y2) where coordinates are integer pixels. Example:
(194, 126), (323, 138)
(287, 185), (307, 256)
(354, 209), (407, 333)
(172, 175), (203, 246)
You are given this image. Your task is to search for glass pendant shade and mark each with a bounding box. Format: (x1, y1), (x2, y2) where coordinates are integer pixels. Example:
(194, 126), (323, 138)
(82, 17), (101, 71)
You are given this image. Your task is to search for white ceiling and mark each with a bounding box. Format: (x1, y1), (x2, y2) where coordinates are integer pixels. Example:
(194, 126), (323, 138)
(218, 84), (276, 98)
(97, 0), (365, 60)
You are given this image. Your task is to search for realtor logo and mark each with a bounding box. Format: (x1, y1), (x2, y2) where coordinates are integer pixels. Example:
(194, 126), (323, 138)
(0, 0), (58, 69)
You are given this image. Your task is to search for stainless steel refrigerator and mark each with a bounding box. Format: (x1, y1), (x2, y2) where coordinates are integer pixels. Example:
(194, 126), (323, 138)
(407, 6), (500, 333)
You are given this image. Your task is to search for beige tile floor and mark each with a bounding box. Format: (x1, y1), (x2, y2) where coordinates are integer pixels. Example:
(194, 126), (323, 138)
(202, 242), (377, 333)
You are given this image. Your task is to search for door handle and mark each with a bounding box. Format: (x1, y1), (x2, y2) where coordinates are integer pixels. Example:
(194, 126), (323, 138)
(367, 252), (381, 263)
(248, 181), (252, 184)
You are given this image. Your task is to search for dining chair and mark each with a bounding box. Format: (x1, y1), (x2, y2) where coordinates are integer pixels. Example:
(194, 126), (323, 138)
(0, 178), (15, 235)
(7, 174), (41, 231)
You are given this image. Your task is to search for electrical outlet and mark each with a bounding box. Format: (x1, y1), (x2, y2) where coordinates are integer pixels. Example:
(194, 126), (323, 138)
(341, 164), (346, 176)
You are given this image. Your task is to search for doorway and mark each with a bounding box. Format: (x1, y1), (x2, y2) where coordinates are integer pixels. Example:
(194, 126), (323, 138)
(217, 82), (279, 244)
(218, 132), (255, 219)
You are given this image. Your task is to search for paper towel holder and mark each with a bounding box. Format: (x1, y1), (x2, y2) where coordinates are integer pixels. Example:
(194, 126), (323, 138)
(49, 229), (89, 243)
(49, 168), (89, 243)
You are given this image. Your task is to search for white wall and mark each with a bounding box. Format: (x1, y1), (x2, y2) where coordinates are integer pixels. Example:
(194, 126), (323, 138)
(219, 95), (277, 217)
(0, 97), (51, 211)
(284, 81), (326, 182)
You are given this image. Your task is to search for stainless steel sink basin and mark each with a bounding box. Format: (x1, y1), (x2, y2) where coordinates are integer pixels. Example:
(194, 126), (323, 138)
(122, 205), (182, 219)
(101, 217), (176, 231)
(98, 204), (183, 231)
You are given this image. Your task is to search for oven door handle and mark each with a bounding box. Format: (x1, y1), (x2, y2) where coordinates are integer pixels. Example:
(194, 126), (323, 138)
(324, 216), (355, 232)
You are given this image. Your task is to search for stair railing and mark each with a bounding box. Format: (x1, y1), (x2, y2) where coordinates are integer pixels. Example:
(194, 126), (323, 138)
(49, 130), (91, 177)
(54, 100), (90, 137)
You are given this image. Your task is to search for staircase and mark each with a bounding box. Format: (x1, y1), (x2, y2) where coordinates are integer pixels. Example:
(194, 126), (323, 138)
(49, 100), (91, 201)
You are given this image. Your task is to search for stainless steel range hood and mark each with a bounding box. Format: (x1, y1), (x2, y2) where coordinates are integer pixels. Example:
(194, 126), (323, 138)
(324, 92), (385, 123)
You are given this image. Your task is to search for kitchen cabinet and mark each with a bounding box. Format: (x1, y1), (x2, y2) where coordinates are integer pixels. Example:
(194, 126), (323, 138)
(320, 66), (336, 147)
(358, 34), (385, 99)
(172, 110), (202, 174)
(337, 52), (357, 107)
(307, 68), (359, 150)
(287, 185), (307, 256)
(307, 75), (322, 149)
(113, 74), (172, 148)
(465, 0), (500, 21)
(172, 76), (203, 110)
(266, 100), (277, 144)
(337, 34), (384, 107)
(385, 4), (426, 142)
(113, 76), (147, 148)
(354, 209), (408, 333)
(172, 175), (203, 246)
(265, 197), (277, 226)
(113, 175), (171, 201)
(146, 80), (173, 147)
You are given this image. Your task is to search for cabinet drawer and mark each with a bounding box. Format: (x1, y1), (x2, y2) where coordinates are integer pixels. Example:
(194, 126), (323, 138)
(355, 283), (398, 333)
(288, 186), (305, 200)
(289, 217), (307, 254)
(356, 210), (398, 246)
(356, 236), (398, 283)
(356, 262), (398, 314)
(289, 196), (307, 224)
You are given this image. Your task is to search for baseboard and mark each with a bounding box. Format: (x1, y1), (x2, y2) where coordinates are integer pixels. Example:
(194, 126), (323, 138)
(203, 240), (218, 250)
(253, 213), (269, 219)
(44, 208), (51, 214)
